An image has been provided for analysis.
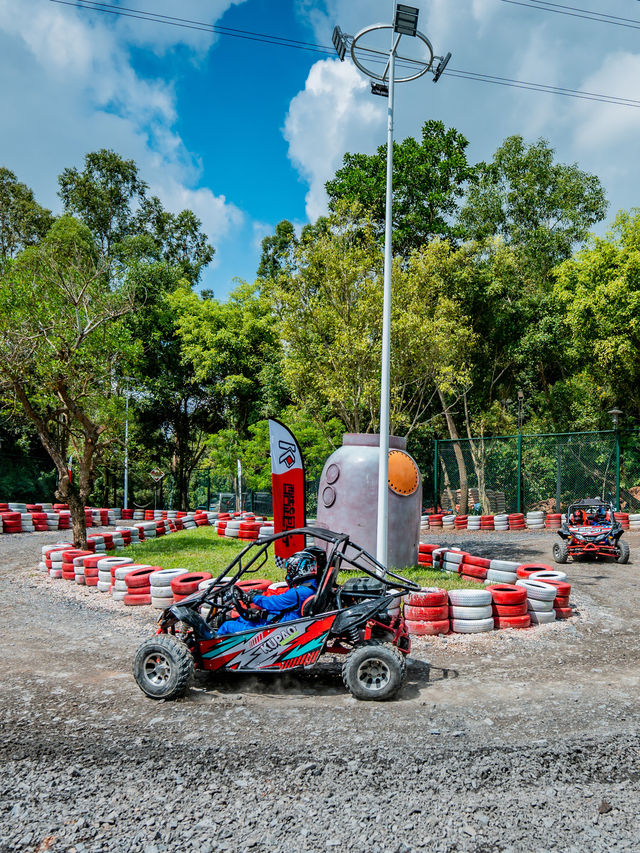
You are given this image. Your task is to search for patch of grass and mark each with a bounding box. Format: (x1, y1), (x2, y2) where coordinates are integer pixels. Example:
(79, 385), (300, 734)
(115, 527), (483, 590)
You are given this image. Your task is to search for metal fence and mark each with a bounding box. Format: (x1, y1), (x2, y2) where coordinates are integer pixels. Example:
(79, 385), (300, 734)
(435, 429), (640, 514)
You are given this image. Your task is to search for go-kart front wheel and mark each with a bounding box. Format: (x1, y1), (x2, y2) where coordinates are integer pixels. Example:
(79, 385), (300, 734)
(133, 634), (194, 700)
(616, 539), (630, 564)
(342, 642), (406, 702)
(553, 541), (569, 564)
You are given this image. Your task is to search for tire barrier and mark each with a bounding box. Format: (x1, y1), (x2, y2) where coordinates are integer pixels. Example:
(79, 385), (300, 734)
(516, 578), (557, 624)
(615, 512), (630, 530)
(630, 514), (640, 532)
(171, 571), (213, 602)
(448, 589), (494, 633)
(420, 509), (578, 532)
(486, 584), (530, 629)
(404, 587), (449, 635)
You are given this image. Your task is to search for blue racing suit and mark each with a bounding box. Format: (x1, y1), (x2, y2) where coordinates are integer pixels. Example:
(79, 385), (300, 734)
(217, 580), (318, 636)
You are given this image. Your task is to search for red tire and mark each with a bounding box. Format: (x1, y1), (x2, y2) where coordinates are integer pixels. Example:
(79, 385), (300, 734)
(539, 578), (571, 597)
(235, 579), (271, 594)
(554, 596), (570, 608)
(85, 577), (98, 586)
(406, 619), (450, 636)
(492, 601), (528, 616)
(458, 575), (484, 584)
(459, 564), (488, 579)
(170, 571), (214, 595)
(486, 583), (527, 605)
(405, 588), (447, 607)
(125, 566), (161, 588)
(404, 604), (449, 622)
(517, 563), (554, 578)
(123, 594), (152, 606)
(61, 571), (76, 581)
(554, 607), (573, 619)
(494, 614), (531, 629)
(464, 555), (491, 569)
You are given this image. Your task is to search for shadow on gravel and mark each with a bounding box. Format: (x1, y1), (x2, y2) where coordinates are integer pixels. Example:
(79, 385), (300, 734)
(187, 656), (456, 703)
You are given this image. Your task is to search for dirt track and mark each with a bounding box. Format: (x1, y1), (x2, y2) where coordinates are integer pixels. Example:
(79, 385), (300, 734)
(1, 529), (640, 852)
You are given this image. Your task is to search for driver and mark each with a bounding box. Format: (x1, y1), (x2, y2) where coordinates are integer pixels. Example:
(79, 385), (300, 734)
(216, 547), (325, 636)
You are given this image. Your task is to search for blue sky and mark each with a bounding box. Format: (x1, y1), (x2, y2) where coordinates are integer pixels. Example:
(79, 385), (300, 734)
(1, 0), (640, 297)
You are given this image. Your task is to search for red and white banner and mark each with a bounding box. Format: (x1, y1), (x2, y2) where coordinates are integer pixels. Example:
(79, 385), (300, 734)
(268, 419), (306, 566)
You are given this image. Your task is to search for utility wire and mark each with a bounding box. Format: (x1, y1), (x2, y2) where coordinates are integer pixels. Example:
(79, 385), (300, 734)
(47, 0), (640, 109)
(500, 0), (640, 31)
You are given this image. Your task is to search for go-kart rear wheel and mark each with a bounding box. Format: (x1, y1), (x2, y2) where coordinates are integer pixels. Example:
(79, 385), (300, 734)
(616, 539), (630, 564)
(342, 641), (406, 702)
(133, 634), (194, 700)
(553, 541), (569, 564)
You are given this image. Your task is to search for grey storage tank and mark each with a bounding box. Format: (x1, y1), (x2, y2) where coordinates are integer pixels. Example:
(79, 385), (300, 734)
(316, 433), (421, 570)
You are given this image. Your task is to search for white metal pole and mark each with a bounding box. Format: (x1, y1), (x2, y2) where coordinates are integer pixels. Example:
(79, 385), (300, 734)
(123, 385), (129, 510)
(376, 37), (397, 567)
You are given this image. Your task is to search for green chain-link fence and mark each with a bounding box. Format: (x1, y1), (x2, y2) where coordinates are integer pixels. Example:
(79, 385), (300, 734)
(435, 429), (640, 514)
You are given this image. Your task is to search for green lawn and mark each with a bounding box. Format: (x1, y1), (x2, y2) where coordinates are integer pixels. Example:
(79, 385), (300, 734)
(117, 526), (481, 589)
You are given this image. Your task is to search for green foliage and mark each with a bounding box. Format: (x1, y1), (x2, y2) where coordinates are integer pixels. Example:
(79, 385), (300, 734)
(554, 210), (640, 420)
(461, 136), (607, 279)
(0, 167), (54, 262)
(326, 120), (476, 256)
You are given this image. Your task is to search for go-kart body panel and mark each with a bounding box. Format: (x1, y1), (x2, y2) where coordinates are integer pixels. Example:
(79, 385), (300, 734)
(199, 611), (338, 672)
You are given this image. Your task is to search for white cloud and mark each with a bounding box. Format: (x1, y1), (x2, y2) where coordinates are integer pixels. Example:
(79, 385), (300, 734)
(284, 58), (384, 220)
(571, 51), (640, 150)
(0, 0), (248, 255)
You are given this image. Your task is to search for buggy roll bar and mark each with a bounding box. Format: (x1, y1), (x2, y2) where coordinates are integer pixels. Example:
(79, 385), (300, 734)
(205, 526), (420, 596)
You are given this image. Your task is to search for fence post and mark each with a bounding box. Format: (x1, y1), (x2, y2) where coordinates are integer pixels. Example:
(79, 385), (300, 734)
(517, 433), (522, 513)
(207, 470), (211, 511)
(616, 430), (621, 511)
(555, 444), (562, 513)
(433, 439), (438, 512)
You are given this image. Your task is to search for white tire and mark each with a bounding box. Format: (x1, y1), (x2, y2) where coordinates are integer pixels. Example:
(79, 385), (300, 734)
(449, 604), (493, 620)
(149, 568), (187, 587)
(151, 597), (172, 610)
(529, 609), (556, 624)
(451, 617), (494, 633)
(113, 580), (128, 592)
(527, 598), (554, 612)
(448, 589), (492, 607)
(516, 579), (557, 601)
(112, 589), (126, 601)
(529, 570), (567, 582)
(75, 575), (86, 585)
(486, 569), (517, 583)
(114, 563), (151, 581)
(489, 559), (519, 571)
(443, 561), (461, 574)
(150, 586), (174, 598)
(98, 571), (112, 583)
(49, 569), (63, 579)
(97, 580), (111, 592)
(38, 561), (47, 572)
(225, 529), (239, 538)
(444, 552), (464, 565)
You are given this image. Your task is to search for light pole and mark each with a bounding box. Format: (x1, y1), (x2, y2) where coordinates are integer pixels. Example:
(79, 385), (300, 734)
(333, 6), (451, 565)
(608, 408), (623, 510)
(123, 379), (132, 510)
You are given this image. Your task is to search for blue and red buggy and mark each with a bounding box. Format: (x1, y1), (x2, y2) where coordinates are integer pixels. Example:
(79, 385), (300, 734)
(553, 499), (629, 564)
(133, 527), (420, 702)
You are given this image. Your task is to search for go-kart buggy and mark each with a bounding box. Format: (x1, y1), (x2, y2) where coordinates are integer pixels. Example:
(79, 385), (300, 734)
(553, 499), (629, 564)
(133, 527), (420, 702)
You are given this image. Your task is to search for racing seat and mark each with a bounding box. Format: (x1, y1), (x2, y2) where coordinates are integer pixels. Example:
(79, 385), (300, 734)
(300, 561), (339, 617)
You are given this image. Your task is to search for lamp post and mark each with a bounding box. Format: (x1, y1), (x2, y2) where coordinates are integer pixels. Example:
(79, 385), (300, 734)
(333, 5), (450, 566)
(608, 408), (623, 510)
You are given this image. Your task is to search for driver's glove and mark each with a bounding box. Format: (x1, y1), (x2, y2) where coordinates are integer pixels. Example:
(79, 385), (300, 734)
(244, 590), (258, 603)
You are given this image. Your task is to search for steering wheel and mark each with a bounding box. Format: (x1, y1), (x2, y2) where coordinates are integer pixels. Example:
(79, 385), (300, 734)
(231, 584), (253, 617)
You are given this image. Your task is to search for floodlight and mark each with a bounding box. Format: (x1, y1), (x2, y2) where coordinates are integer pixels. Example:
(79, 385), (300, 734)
(371, 82), (389, 97)
(433, 51), (452, 83)
(332, 25), (347, 61)
(394, 4), (419, 37)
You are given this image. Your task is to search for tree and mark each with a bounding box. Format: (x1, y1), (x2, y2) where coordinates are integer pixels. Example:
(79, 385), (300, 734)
(170, 281), (284, 436)
(0, 167), (54, 262)
(0, 216), (153, 545)
(554, 210), (640, 421)
(59, 149), (216, 509)
(325, 120), (476, 256)
(264, 204), (475, 442)
(460, 136), (607, 279)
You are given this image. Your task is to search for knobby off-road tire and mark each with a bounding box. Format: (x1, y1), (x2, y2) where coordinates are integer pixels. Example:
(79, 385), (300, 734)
(342, 641), (406, 702)
(616, 539), (630, 564)
(133, 634), (194, 700)
(553, 541), (570, 564)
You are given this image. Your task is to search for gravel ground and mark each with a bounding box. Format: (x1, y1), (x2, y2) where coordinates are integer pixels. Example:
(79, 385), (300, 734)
(2, 528), (640, 852)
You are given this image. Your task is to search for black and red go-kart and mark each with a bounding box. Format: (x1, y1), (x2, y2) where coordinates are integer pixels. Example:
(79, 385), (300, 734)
(553, 499), (629, 564)
(133, 527), (420, 702)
